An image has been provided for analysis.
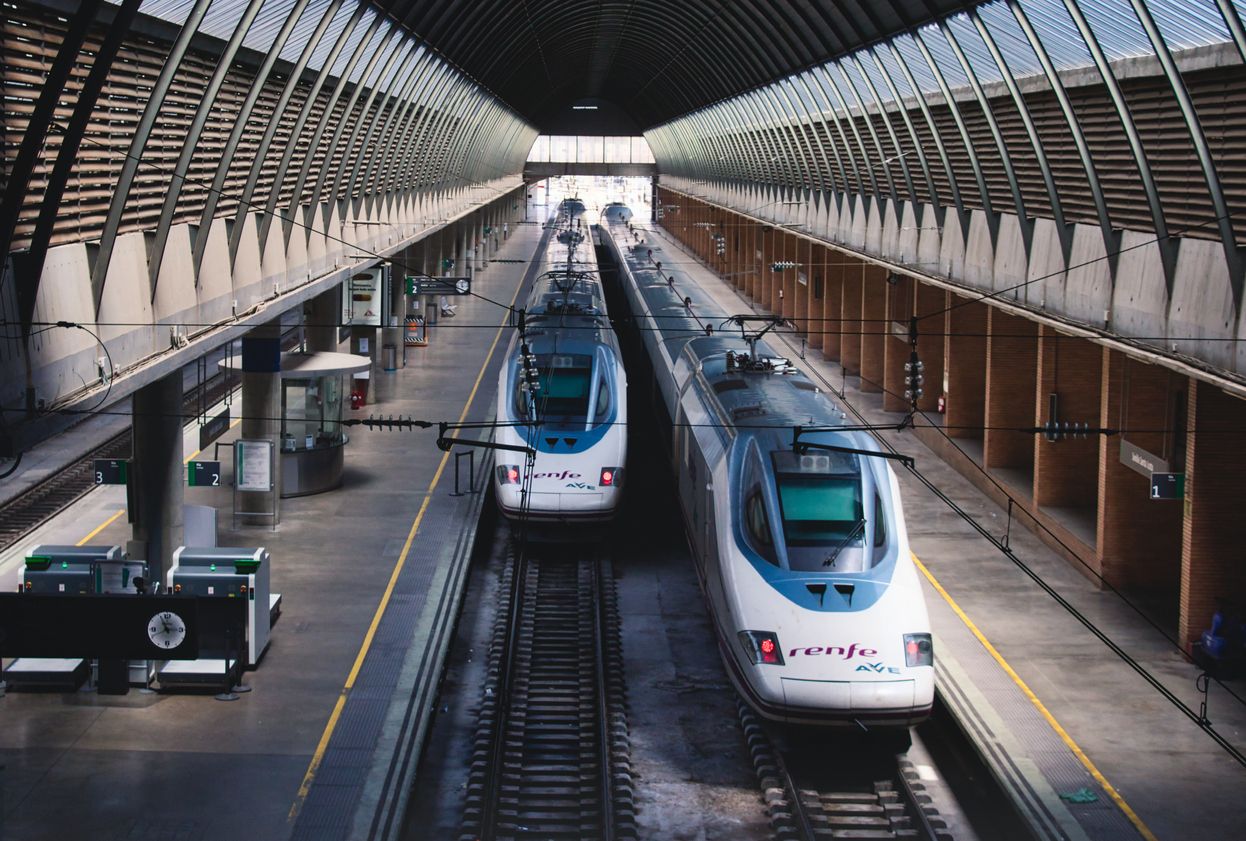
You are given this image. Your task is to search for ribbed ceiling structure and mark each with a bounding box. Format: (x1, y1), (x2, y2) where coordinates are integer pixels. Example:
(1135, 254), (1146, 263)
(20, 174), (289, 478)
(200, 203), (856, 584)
(374, 0), (978, 129)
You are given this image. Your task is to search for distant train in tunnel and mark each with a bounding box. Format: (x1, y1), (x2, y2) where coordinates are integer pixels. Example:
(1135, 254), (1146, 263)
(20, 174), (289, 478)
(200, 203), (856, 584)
(599, 212), (933, 727)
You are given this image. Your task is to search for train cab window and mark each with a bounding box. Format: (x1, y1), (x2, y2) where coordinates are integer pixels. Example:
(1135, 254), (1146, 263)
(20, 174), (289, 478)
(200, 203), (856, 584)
(771, 450), (872, 572)
(744, 490), (777, 565)
(775, 475), (863, 546)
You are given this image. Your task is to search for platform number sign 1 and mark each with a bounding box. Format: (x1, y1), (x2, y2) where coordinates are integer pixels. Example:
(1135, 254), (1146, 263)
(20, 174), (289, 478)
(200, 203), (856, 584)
(187, 460), (221, 487)
(1150, 472), (1185, 500)
(93, 459), (128, 485)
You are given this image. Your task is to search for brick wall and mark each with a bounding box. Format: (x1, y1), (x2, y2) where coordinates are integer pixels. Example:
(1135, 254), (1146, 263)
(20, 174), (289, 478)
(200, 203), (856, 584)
(1034, 327), (1102, 509)
(945, 295), (987, 443)
(984, 309), (1038, 473)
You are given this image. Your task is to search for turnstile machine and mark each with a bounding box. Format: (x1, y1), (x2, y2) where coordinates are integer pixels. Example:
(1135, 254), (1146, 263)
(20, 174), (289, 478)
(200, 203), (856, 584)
(160, 547), (277, 686)
(5, 544), (146, 689)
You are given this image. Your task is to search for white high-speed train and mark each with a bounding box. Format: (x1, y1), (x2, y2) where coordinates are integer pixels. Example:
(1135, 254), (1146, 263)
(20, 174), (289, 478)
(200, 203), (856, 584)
(492, 212), (627, 523)
(599, 216), (933, 727)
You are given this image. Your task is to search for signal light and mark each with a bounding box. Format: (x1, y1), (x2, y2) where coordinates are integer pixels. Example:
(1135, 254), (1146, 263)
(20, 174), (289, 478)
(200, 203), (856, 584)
(599, 467), (622, 487)
(496, 465), (522, 485)
(739, 630), (785, 665)
(903, 633), (933, 667)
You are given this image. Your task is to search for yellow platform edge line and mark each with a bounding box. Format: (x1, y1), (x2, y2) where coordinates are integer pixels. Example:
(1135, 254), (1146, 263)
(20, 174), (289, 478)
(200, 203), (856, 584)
(289, 275), (525, 821)
(76, 509), (125, 546)
(912, 552), (1157, 841)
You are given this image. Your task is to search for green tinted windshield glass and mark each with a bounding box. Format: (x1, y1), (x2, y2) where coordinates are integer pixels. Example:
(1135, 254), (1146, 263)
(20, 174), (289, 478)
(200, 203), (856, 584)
(776, 476), (862, 545)
(542, 368), (591, 415)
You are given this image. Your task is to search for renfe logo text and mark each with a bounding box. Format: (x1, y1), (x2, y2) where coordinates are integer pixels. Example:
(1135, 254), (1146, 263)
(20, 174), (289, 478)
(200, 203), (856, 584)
(532, 471), (582, 480)
(788, 643), (878, 659)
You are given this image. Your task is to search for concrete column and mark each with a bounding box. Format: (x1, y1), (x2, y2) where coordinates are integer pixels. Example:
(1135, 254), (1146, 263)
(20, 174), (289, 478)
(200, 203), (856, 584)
(239, 321), (282, 517)
(983, 309), (1038, 491)
(1096, 350), (1183, 589)
(128, 371), (184, 583)
(859, 265), (886, 394)
(305, 284), (340, 353)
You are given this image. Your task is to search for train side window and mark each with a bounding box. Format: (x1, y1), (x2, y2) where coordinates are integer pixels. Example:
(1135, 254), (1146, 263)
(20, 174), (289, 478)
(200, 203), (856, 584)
(873, 493), (886, 547)
(745, 490), (777, 565)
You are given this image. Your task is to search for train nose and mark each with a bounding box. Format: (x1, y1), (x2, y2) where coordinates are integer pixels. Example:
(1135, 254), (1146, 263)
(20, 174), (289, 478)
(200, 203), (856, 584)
(781, 678), (916, 711)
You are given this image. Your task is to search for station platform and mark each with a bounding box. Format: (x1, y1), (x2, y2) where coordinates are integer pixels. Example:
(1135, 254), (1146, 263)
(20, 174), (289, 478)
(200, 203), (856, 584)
(638, 222), (1246, 841)
(0, 219), (551, 841)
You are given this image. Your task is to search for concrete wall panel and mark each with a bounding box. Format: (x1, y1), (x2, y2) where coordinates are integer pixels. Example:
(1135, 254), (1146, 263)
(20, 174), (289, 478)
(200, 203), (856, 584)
(1168, 238), (1236, 371)
(864, 197), (883, 255)
(232, 213), (264, 309)
(897, 201), (920, 265)
(880, 199), (901, 260)
(152, 225), (197, 328)
(1062, 224), (1113, 327)
(1111, 231), (1168, 342)
(1027, 218), (1066, 311)
(992, 213), (1028, 299)
(963, 210), (995, 292)
(938, 211), (966, 284)
(96, 235), (158, 377)
(916, 203), (941, 274)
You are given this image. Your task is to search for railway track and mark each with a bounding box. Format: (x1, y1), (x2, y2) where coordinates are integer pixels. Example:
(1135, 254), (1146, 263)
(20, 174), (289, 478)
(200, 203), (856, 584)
(461, 538), (635, 841)
(739, 701), (952, 841)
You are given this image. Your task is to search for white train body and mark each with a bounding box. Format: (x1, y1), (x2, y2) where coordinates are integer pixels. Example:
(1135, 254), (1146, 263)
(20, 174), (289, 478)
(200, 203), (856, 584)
(493, 216), (627, 523)
(600, 217), (933, 726)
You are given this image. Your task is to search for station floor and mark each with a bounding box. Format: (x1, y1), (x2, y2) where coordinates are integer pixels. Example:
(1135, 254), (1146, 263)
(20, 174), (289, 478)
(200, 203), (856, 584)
(636, 222), (1246, 841)
(0, 217), (551, 841)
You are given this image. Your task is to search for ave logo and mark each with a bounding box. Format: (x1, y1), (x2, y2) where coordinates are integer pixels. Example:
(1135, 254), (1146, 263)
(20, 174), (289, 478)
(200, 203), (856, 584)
(855, 662), (901, 675)
(565, 482), (597, 489)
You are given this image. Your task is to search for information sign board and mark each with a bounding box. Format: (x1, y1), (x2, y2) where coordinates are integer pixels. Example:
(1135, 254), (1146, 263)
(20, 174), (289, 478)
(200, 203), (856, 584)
(188, 460), (221, 487)
(1150, 472), (1185, 500)
(93, 459), (128, 485)
(235, 440), (272, 492)
(406, 276), (471, 296)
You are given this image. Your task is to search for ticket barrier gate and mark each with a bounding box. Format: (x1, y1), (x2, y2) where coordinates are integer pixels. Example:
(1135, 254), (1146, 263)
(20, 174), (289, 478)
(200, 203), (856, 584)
(160, 547), (278, 687)
(5, 545), (147, 690)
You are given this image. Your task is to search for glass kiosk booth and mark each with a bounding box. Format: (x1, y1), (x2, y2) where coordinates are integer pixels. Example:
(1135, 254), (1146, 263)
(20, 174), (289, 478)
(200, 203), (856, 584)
(222, 351), (370, 497)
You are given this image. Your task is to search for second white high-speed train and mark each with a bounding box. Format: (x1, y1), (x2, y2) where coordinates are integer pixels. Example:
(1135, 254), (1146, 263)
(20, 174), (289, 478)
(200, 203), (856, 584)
(493, 212), (627, 523)
(599, 215), (933, 727)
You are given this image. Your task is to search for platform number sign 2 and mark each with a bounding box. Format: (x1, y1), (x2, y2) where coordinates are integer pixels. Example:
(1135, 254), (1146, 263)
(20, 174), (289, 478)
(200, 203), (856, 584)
(187, 460), (221, 487)
(93, 459), (128, 485)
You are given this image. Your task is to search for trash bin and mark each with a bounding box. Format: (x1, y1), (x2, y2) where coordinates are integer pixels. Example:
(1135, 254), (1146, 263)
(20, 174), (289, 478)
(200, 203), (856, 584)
(382, 344), (397, 372)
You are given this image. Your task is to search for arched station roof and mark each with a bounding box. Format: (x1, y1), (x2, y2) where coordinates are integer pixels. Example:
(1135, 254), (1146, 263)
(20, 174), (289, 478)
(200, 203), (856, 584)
(374, 0), (979, 130)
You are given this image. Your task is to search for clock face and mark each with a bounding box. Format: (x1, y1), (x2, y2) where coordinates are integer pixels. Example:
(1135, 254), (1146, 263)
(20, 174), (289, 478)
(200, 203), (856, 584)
(147, 611), (187, 650)
(455, 278), (469, 294)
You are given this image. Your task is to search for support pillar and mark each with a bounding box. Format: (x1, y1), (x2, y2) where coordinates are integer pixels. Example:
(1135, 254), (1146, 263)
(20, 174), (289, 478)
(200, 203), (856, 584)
(306, 285), (340, 353)
(239, 322), (281, 520)
(945, 294), (987, 445)
(128, 371), (184, 583)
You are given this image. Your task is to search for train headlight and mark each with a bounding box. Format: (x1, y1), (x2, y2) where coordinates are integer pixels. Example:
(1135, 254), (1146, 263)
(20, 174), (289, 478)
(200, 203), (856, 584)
(599, 467), (623, 487)
(903, 633), (933, 667)
(738, 630), (785, 665)
(496, 465), (522, 485)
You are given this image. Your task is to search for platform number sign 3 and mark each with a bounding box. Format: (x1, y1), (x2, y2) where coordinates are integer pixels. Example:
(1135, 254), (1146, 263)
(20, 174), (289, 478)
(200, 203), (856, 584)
(147, 611), (187, 649)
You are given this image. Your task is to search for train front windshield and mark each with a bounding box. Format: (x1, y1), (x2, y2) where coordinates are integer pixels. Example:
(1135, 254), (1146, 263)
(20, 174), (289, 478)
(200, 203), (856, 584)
(771, 451), (880, 572)
(517, 353), (612, 428)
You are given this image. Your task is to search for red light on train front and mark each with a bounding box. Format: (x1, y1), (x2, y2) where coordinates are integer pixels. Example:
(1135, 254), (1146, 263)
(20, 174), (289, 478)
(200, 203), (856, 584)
(739, 630), (784, 665)
(496, 465), (522, 485)
(599, 467), (622, 487)
(903, 633), (933, 667)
